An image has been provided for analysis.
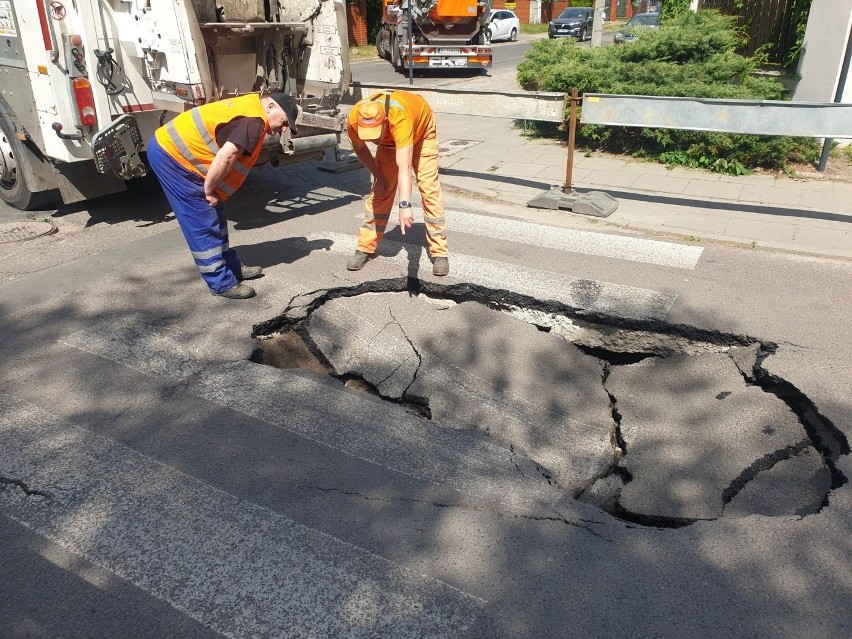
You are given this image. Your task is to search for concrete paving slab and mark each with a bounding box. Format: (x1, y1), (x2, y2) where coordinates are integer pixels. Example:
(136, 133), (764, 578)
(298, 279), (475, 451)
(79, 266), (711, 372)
(686, 180), (745, 201)
(629, 174), (694, 194)
(717, 173), (778, 184)
(572, 156), (629, 171)
(494, 162), (549, 178)
(802, 190), (852, 213)
(580, 169), (643, 189)
(794, 226), (852, 251)
(652, 213), (732, 236)
(537, 164), (577, 182)
(740, 184), (804, 207)
(723, 218), (797, 245)
(607, 353), (811, 520)
(619, 161), (687, 177)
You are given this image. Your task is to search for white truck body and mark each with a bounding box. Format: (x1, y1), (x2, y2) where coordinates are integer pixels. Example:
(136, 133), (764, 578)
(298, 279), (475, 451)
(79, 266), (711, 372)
(0, 0), (350, 209)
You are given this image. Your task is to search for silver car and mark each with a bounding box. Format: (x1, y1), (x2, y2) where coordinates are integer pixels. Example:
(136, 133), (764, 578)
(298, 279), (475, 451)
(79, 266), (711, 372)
(614, 12), (661, 44)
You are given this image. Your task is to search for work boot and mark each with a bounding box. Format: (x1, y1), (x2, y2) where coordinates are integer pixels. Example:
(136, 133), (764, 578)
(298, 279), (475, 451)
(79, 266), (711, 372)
(347, 250), (374, 271)
(432, 256), (449, 276)
(215, 283), (256, 299)
(238, 265), (263, 280)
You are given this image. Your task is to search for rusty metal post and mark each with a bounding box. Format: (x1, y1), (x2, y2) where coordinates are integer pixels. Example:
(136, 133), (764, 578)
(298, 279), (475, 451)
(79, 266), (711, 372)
(563, 88), (579, 194)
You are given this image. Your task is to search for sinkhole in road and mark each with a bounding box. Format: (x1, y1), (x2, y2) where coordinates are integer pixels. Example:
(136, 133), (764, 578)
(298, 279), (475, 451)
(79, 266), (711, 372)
(252, 279), (849, 528)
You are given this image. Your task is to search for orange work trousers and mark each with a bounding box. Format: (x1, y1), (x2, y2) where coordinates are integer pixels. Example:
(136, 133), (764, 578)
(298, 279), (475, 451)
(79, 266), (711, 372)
(357, 118), (448, 258)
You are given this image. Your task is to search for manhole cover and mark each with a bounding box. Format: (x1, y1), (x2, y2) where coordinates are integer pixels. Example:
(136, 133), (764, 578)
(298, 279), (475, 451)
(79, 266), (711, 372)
(0, 221), (56, 244)
(438, 139), (481, 157)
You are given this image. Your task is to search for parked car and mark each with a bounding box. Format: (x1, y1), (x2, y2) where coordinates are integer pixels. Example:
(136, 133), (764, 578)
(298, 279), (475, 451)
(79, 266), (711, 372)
(548, 7), (594, 41)
(487, 9), (520, 43)
(614, 12), (660, 44)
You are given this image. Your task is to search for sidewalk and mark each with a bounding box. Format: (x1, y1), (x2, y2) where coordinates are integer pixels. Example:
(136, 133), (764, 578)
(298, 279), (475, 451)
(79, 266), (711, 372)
(425, 112), (852, 260)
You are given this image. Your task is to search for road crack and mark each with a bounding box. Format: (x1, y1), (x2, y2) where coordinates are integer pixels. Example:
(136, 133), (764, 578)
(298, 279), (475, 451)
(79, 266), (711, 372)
(0, 476), (52, 499)
(298, 484), (613, 542)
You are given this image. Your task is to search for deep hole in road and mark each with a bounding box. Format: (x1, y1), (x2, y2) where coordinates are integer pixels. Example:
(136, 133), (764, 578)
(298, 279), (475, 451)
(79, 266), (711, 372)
(252, 278), (849, 529)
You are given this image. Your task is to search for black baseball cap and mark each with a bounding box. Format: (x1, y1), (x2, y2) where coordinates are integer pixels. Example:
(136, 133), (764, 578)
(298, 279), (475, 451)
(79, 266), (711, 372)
(268, 93), (299, 136)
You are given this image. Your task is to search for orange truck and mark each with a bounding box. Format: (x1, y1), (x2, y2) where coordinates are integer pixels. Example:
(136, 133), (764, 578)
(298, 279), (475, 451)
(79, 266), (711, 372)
(375, 0), (492, 71)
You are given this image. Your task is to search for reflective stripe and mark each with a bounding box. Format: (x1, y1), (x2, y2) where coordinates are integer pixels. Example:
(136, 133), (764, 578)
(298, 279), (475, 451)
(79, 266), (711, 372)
(166, 121), (208, 175)
(192, 109), (219, 154)
(427, 229), (447, 238)
(425, 216), (446, 225)
(191, 244), (228, 260)
(233, 163), (250, 177)
(198, 259), (226, 274)
(220, 183), (236, 196)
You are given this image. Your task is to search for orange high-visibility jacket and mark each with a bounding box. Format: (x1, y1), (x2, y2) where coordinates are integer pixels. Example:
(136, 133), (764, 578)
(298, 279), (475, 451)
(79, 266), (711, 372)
(155, 95), (269, 201)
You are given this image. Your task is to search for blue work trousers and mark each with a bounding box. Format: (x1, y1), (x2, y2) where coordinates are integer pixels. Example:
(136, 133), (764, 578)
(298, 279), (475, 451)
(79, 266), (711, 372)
(147, 136), (241, 294)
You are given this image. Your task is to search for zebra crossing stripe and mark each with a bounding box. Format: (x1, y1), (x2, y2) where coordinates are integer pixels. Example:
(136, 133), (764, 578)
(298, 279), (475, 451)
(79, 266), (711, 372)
(0, 393), (485, 638)
(445, 210), (704, 270)
(60, 320), (568, 514)
(310, 233), (676, 320)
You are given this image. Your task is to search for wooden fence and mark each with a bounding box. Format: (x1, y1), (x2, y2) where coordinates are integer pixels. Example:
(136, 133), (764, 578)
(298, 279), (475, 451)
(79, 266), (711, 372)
(698, 0), (802, 62)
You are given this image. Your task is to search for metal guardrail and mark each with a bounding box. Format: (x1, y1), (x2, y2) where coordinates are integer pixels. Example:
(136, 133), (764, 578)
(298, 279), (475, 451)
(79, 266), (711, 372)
(348, 83), (567, 123)
(581, 94), (852, 139)
(340, 84), (852, 214)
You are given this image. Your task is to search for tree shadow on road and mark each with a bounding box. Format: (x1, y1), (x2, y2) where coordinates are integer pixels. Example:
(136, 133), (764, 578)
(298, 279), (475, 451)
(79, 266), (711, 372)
(1, 257), (850, 638)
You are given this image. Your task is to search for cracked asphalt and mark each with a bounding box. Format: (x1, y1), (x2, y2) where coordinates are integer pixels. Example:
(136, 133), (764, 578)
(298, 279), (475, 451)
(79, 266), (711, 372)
(1, 159), (851, 638)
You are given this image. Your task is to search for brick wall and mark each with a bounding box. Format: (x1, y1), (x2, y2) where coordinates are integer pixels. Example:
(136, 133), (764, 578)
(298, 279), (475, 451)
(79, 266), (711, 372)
(347, 0), (368, 47)
(467, 0), (618, 25)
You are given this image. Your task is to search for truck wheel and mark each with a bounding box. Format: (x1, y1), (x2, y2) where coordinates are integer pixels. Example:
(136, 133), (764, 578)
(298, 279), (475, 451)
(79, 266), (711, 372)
(0, 117), (53, 210)
(376, 29), (388, 60)
(391, 37), (401, 71)
(510, 28), (518, 42)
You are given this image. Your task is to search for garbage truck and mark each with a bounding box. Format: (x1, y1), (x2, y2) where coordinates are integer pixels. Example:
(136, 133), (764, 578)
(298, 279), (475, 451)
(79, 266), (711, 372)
(375, 0), (491, 72)
(0, 0), (350, 210)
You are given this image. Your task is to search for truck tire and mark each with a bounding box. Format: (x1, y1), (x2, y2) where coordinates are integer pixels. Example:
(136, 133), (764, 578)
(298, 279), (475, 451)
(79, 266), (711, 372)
(0, 117), (55, 210)
(391, 36), (402, 71)
(376, 28), (388, 60)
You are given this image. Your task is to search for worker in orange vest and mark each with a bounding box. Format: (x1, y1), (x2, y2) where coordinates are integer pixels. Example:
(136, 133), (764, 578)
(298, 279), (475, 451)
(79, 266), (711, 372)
(147, 93), (299, 299)
(346, 90), (449, 276)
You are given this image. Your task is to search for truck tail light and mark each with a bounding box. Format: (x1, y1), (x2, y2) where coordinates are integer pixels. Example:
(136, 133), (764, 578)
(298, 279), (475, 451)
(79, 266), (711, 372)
(72, 78), (97, 127)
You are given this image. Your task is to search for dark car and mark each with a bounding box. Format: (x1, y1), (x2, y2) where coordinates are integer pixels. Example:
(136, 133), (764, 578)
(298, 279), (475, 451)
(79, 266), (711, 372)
(614, 12), (660, 44)
(548, 7), (594, 41)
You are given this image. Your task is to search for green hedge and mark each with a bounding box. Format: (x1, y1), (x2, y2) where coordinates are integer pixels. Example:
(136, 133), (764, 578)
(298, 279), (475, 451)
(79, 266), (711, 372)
(517, 10), (819, 174)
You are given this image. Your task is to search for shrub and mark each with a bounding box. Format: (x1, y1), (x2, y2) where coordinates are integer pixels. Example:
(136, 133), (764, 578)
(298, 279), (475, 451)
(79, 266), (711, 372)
(516, 10), (819, 174)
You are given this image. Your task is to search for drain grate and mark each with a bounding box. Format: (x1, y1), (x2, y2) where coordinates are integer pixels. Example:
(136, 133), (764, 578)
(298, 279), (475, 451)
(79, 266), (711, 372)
(0, 221), (56, 244)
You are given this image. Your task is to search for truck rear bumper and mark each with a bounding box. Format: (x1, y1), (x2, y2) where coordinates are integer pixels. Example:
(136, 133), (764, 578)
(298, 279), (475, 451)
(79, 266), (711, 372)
(405, 46), (492, 69)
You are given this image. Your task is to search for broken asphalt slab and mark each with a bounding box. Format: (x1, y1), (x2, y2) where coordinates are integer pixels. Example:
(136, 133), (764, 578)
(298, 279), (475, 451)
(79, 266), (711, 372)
(305, 293), (615, 493)
(607, 352), (831, 521)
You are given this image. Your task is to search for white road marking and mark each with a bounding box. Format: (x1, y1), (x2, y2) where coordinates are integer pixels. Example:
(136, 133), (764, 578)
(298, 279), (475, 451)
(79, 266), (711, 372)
(446, 210), (704, 269)
(0, 393), (485, 639)
(310, 233), (677, 320)
(60, 321), (567, 513)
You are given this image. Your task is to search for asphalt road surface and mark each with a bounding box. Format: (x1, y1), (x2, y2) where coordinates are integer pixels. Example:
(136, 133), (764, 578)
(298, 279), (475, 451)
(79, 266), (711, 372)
(1, 32), (850, 639)
(1, 153), (851, 638)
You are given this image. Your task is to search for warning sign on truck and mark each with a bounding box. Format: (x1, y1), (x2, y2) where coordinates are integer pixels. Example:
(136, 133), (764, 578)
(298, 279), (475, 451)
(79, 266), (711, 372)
(0, 1), (17, 38)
